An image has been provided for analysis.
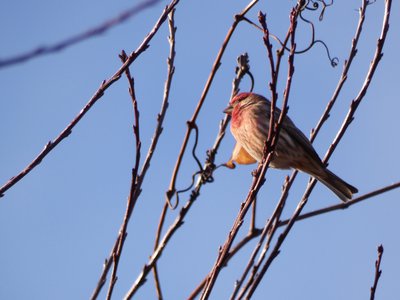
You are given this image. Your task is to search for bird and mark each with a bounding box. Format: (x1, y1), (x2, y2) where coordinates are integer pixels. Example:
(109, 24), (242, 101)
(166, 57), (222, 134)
(223, 92), (358, 202)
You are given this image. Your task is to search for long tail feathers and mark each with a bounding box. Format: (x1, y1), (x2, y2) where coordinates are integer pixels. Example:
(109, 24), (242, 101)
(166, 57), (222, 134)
(315, 169), (358, 202)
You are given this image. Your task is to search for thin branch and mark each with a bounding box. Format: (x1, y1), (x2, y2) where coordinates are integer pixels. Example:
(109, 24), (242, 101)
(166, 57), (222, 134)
(104, 50), (142, 300)
(0, 0), (180, 199)
(232, 178), (288, 300)
(151, 9), (177, 300)
(278, 181), (400, 226)
(0, 0), (162, 68)
(370, 244), (384, 300)
(310, 0), (368, 142)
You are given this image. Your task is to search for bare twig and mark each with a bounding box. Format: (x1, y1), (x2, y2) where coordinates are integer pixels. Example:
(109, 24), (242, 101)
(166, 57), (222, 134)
(370, 244), (384, 300)
(104, 51), (142, 300)
(232, 178), (288, 300)
(0, 0), (180, 199)
(152, 10), (177, 300)
(279, 181), (400, 226)
(310, 0), (368, 142)
(0, 0), (162, 68)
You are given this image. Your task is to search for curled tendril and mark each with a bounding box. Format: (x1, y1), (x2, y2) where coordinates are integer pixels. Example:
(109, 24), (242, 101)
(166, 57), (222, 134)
(173, 122), (216, 208)
(305, 0), (319, 10)
(298, 12), (339, 66)
(243, 0), (339, 67)
(190, 123), (203, 172)
(302, 0), (334, 21)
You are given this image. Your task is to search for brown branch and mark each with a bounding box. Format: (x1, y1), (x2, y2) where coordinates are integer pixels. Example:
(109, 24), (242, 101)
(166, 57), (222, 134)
(243, 1), (392, 296)
(165, 0), (259, 205)
(0, 0), (162, 68)
(151, 10), (177, 300)
(0, 0), (180, 199)
(325, 0), (391, 163)
(104, 51), (142, 300)
(89, 2), (180, 299)
(187, 230), (262, 300)
(232, 178), (288, 300)
(279, 181), (400, 226)
(123, 188), (201, 299)
(370, 244), (384, 300)
(310, 0), (368, 143)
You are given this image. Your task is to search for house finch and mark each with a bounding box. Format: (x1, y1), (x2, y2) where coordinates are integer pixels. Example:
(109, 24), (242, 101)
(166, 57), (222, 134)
(224, 92), (358, 202)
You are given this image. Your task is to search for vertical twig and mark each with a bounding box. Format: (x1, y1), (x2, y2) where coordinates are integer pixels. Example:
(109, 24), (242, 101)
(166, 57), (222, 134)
(105, 51), (142, 300)
(370, 244), (384, 300)
(231, 178), (288, 300)
(151, 9), (177, 300)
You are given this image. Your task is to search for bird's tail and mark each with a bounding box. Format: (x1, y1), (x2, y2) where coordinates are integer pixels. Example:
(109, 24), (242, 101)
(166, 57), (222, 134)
(314, 169), (358, 202)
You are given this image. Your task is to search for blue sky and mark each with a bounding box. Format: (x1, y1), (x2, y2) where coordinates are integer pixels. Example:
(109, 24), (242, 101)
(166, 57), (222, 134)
(0, 0), (399, 299)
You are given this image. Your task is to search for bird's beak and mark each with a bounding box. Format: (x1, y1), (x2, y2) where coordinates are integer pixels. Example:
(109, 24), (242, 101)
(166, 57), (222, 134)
(223, 104), (233, 115)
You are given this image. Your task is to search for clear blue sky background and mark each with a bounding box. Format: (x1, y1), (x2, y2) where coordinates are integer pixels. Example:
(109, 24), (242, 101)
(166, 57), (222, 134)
(1, 0), (399, 299)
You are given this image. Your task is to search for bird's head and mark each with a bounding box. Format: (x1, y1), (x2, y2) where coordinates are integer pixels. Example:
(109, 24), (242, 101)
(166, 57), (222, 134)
(223, 92), (255, 115)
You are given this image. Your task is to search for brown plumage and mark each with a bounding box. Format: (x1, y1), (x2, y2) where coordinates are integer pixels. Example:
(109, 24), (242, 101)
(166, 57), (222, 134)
(224, 92), (358, 202)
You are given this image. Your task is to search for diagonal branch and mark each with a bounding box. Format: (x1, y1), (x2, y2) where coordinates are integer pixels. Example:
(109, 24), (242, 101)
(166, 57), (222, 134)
(310, 0), (368, 143)
(0, 0), (180, 199)
(279, 180), (400, 226)
(0, 0), (162, 68)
